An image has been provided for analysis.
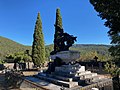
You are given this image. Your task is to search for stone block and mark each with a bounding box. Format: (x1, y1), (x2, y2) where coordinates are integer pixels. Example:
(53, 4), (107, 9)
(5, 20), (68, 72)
(48, 73), (73, 82)
(50, 50), (80, 64)
(91, 73), (97, 77)
(78, 71), (91, 76)
(55, 65), (85, 74)
(35, 74), (78, 88)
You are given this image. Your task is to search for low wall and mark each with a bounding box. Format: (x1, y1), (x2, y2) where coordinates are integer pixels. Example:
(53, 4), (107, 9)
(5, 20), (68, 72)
(3, 62), (34, 70)
(4, 63), (14, 69)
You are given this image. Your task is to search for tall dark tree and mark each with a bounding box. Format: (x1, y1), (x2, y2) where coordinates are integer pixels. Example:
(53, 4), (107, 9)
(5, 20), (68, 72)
(32, 12), (45, 67)
(90, 0), (120, 89)
(89, 0), (120, 60)
(54, 8), (64, 53)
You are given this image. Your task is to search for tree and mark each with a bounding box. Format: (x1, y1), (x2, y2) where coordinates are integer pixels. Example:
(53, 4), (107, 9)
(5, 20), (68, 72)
(32, 12), (45, 67)
(90, 1), (120, 89)
(89, 0), (120, 60)
(54, 8), (64, 53)
(105, 62), (120, 90)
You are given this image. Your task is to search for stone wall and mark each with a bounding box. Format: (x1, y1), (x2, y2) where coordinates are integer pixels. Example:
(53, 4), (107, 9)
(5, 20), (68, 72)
(3, 62), (34, 70)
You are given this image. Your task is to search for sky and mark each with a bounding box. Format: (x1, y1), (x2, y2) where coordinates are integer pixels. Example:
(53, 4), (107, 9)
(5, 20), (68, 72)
(0, 0), (111, 46)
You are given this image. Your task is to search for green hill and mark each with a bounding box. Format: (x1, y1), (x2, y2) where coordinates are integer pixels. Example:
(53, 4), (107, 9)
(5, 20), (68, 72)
(0, 36), (31, 59)
(0, 36), (111, 61)
(46, 44), (111, 61)
(70, 44), (111, 61)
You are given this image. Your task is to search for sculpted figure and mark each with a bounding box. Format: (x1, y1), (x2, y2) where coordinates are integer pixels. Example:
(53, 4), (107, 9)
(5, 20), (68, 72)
(51, 26), (77, 55)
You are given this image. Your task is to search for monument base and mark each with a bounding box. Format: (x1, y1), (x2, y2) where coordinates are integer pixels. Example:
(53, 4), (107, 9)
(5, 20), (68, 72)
(35, 63), (112, 89)
(50, 50), (80, 64)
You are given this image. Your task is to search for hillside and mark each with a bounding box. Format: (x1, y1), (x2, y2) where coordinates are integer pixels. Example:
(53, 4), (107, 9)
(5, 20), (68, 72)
(0, 36), (31, 59)
(70, 44), (111, 61)
(46, 44), (111, 61)
(71, 44), (110, 54)
(0, 36), (111, 61)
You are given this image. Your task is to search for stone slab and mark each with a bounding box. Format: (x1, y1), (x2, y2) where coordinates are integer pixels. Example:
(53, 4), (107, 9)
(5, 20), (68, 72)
(47, 73), (73, 82)
(50, 50), (80, 64)
(25, 76), (66, 90)
(55, 65), (85, 73)
(35, 74), (78, 88)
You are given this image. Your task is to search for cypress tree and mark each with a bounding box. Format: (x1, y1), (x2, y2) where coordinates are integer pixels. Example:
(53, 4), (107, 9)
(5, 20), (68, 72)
(55, 8), (63, 29)
(32, 12), (45, 67)
(54, 8), (64, 53)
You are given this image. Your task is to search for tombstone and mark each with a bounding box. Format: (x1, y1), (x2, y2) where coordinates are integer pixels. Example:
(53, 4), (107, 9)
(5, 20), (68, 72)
(99, 62), (102, 72)
(35, 21), (113, 90)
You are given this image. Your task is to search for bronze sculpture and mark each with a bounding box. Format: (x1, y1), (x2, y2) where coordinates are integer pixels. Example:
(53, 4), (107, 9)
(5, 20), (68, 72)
(51, 25), (77, 55)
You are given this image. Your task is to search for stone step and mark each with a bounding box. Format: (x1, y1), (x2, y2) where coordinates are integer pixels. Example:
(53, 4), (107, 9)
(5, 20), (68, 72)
(73, 73), (98, 81)
(81, 73), (97, 79)
(49, 72), (97, 82)
(78, 80), (88, 86)
(55, 66), (85, 73)
(47, 73), (73, 82)
(78, 71), (91, 74)
(54, 68), (88, 75)
(54, 71), (92, 78)
(34, 74), (78, 88)
(85, 76), (100, 84)
(54, 72), (77, 78)
(78, 76), (100, 86)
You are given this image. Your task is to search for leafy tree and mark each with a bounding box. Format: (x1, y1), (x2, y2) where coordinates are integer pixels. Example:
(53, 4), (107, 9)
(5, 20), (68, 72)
(105, 62), (120, 77)
(89, 0), (120, 60)
(0, 59), (5, 64)
(6, 51), (31, 63)
(90, 1), (120, 89)
(54, 8), (63, 53)
(32, 12), (45, 67)
(6, 54), (15, 59)
(105, 62), (120, 90)
(6, 51), (32, 70)
(45, 46), (53, 60)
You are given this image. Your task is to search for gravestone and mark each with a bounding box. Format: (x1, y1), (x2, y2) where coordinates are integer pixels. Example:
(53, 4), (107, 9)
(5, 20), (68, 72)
(34, 31), (113, 89)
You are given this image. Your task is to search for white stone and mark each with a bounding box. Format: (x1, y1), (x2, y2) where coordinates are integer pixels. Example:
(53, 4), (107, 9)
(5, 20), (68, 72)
(50, 50), (80, 64)
(91, 88), (99, 90)
(78, 71), (91, 76)
(55, 64), (85, 73)
(91, 73), (97, 77)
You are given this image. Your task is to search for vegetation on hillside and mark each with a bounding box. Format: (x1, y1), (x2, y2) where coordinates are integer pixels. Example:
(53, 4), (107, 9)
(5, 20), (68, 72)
(70, 44), (111, 61)
(48, 44), (111, 61)
(0, 36), (31, 60)
(90, 0), (120, 61)
(0, 36), (111, 62)
(6, 50), (32, 63)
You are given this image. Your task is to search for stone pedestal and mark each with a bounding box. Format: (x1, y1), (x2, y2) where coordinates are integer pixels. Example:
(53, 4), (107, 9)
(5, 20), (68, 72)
(50, 50), (80, 64)
(55, 64), (85, 74)
(35, 50), (112, 89)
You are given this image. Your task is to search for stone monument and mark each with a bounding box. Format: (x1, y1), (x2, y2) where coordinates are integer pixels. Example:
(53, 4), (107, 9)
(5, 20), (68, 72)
(46, 23), (80, 73)
(34, 9), (113, 90)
